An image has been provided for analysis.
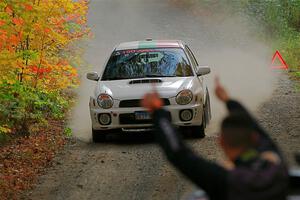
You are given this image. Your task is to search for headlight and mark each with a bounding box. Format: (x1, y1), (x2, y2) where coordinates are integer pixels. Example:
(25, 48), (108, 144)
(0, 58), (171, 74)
(176, 90), (193, 105)
(97, 94), (113, 109)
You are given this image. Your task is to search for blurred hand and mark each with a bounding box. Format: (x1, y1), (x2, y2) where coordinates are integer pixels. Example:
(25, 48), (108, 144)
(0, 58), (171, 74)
(215, 76), (229, 102)
(141, 91), (163, 112)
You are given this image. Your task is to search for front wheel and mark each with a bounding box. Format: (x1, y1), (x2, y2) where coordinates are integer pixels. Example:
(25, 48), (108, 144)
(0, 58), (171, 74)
(191, 107), (206, 138)
(92, 129), (107, 143)
(190, 125), (205, 138)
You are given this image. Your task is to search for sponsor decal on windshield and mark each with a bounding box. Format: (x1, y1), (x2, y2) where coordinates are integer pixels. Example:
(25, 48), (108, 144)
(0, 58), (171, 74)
(119, 49), (157, 55)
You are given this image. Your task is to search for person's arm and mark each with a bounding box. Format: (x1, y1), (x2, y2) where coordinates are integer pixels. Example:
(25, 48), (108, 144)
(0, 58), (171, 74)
(153, 109), (228, 200)
(227, 100), (280, 153)
(215, 77), (280, 154)
(226, 100), (276, 146)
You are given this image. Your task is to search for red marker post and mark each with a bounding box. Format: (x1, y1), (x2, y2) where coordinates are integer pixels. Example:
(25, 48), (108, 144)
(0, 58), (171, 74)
(270, 50), (288, 70)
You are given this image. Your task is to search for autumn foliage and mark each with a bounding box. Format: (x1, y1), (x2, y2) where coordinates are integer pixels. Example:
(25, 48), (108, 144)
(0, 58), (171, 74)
(0, 0), (90, 198)
(0, 0), (90, 136)
(0, 0), (90, 88)
(0, 120), (66, 199)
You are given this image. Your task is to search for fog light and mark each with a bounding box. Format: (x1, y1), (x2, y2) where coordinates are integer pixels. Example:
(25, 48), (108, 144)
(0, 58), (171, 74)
(99, 113), (111, 125)
(180, 109), (193, 122)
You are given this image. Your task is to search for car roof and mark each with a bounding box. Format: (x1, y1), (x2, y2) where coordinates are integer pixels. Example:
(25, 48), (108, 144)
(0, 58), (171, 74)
(115, 39), (186, 51)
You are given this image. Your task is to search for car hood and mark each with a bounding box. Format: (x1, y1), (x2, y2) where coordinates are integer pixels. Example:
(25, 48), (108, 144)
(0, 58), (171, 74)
(94, 77), (196, 100)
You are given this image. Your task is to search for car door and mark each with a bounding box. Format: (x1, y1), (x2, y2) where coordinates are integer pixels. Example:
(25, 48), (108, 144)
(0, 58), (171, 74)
(185, 45), (203, 83)
(185, 45), (211, 123)
(185, 45), (206, 100)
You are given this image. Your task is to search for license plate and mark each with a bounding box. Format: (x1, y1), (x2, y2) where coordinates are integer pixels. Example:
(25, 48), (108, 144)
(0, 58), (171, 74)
(135, 111), (152, 120)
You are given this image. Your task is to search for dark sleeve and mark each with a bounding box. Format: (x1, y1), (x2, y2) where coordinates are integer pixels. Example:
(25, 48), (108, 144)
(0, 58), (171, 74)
(226, 100), (280, 154)
(153, 109), (228, 200)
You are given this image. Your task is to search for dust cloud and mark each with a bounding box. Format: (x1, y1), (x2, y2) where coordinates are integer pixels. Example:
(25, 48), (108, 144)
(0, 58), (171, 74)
(69, 0), (278, 141)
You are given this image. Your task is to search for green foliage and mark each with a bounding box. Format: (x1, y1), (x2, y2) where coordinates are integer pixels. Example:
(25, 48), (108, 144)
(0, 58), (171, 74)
(180, 0), (300, 88)
(193, 0), (300, 74)
(0, 82), (71, 139)
(0, 0), (90, 143)
(63, 127), (72, 137)
(234, 0), (300, 73)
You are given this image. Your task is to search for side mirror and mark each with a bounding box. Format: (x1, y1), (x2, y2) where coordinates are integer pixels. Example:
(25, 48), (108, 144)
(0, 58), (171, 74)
(196, 66), (211, 76)
(86, 72), (99, 81)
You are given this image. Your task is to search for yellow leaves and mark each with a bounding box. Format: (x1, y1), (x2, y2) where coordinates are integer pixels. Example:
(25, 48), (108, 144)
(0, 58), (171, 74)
(70, 68), (78, 76)
(64, 2), (75, 12)
(0, 0), (89, 91)
(6, 79), (15, 85)
(0, 126), (11, 134)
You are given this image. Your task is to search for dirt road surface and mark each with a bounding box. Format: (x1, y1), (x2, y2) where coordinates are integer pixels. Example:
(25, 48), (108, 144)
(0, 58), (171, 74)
(23, 74), (299, 200)
(23, 1), (299, 199)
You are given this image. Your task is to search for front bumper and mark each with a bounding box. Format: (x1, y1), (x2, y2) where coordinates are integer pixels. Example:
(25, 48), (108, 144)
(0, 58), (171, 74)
(90, 101), (204, 130)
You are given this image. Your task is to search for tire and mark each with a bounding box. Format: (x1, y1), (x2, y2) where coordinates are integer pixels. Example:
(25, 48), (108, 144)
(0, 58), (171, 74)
(92, 129), (107, 143)
(191, 125), (205, 138)
(191, 107), (206, 138)
(187, 90), (210, 139)
(205, 89), (212, 124)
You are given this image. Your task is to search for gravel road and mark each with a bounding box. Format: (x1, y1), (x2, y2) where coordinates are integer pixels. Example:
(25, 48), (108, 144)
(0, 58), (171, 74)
(23, 73), (299, 200)
(23, 0), (300, 199)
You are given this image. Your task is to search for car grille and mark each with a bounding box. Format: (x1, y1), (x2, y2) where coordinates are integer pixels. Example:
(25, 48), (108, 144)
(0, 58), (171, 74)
(119, 99), (170, 108)
(119, 112), (171, 125)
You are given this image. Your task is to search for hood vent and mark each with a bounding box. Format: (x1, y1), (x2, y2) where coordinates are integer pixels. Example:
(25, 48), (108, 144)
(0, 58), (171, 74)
(129, 79), (162, 84)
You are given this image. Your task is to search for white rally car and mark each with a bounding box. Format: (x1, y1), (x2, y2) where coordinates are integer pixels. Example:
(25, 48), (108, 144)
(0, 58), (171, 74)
(87, 39), (211, 142)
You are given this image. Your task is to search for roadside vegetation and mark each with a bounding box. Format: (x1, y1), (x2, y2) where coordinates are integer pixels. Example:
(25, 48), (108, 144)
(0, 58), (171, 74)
(0, 0), (90, 142)
(0, 0), (90, 198)
(235, 0), (300, 78)
(172, 0), (300, 78)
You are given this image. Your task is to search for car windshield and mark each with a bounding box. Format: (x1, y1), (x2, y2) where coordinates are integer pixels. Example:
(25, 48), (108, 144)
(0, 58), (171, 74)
(101, 48), (193, 80)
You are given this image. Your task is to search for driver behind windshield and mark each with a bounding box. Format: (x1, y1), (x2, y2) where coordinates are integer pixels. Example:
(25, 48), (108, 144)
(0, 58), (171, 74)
(101, 48), (193, 80)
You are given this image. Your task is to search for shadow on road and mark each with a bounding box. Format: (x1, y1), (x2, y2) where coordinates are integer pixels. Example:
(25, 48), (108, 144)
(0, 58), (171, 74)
(94, 130), (202, 145)
(104, 131), (155, 144)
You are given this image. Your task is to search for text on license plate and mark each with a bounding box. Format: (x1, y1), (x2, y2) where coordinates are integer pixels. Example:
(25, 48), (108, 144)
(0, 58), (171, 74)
(135, 111), (152, 120)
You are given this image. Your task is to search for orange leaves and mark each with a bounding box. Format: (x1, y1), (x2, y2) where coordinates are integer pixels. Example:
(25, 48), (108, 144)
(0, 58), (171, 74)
(0, 30), (7, 50)
(0, 0), (90, 90)
(9, 34), (20, 46)
(65, 14), (80, 22)
(24, 4), (33, 11)
(44, 28), (51, 33)
(28, 65), (38, 73)
(5, 5), (13, 15)
(57, 59), (69, 66)
(33, 23), (41, 32)
(0, 29), (8, 40)
(12, 18), (24, 26)
(0, 20), (6, 26)
(0, 120), (66, 199)
(29, 65), (52, 75)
